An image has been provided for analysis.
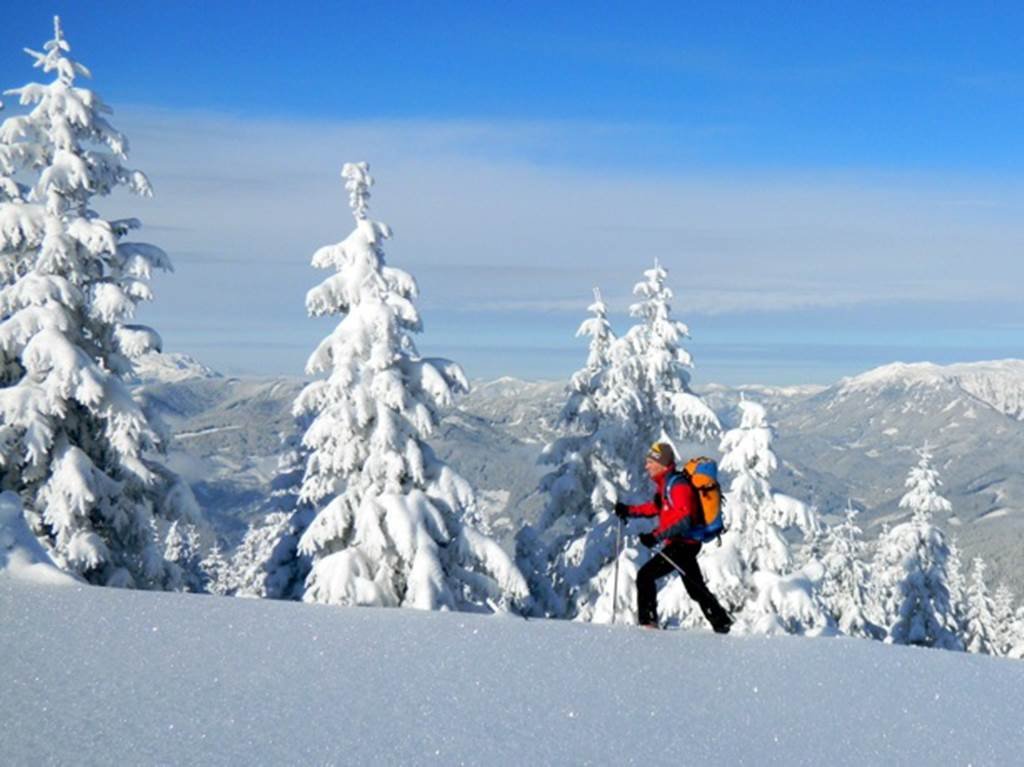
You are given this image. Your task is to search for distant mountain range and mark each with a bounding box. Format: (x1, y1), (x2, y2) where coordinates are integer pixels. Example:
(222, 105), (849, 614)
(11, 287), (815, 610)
(707, 361), (1024, 593)
(134, 354), (1024, 594)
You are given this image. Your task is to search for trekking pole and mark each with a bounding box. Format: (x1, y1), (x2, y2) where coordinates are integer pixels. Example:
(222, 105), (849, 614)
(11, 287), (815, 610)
(611, 515), (622, 625)
(653, 545), (689, 580)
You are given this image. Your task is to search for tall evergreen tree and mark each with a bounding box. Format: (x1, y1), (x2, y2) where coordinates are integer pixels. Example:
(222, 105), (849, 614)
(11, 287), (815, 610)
(294, 162), (527, 611)
(234, 434), (314, 599)
(0, 17), (200, 587)
(558, 287), (616, 438)
(199, 542), (231, 596)
(701, 400), (823, 634)
(605, 259), (720, 459)
(163, 519), (206, 592)
(946, 539), (969, 642)
(1009, 606), (1024, 660)
(517, 288), (623, 618)
(874, 447), (963, 650)
(815, 503), (885, 640)
(963, 557), (999, 655)
(570, 261), (721, 624)
(991, 583), (1018, 658)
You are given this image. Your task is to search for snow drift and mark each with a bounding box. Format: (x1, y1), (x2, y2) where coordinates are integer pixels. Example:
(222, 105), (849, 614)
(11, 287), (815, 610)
(1, 575), (1021, 766)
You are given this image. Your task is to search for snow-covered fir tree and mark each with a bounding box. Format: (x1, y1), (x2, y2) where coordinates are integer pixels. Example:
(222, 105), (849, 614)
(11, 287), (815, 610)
(230, 512), (302, 598)
(874, 447), (963, 650)
(1009, 605), (1024, 660)
(814, 503), (885, 640)
(233, 436), (313, 599)
(163, 519), (207, 592)
(199, 542), (231, 596)
(0, 18), (200, 588)
(605, 259), (720, 456)
(963, 557), (999, 655)
(294, 162), (528, 611)
(517, 288), (623, 618)
(556, 287), (615, 439)
(946, 539), (969, 642)
(991, 583), (1018, 658)
(699, 400), (825, 635)
(569, 262), (722, 624)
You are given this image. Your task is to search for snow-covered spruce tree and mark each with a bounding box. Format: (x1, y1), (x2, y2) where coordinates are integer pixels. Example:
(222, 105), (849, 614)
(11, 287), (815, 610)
(946, 539), (969, 642)
(163, 519), (206, 592)
(0, 18), (200, 588)
(567, 261), (721, 625)
(991, 583), (1018, 658)
(963, 557), (999, 655)
(555, 288), (616, 440)
(516, 288), (624, 618)
(1009, 605), (1024, 660)
(199, 543), (231, 596)
(607, 259), (720, 454)
(815, 503), (885, 640)
(231, 511), (304, 598)
(294, 163), (527, 611)
(697, 400), (826, 635)
(874, 447), (963, 650)
(233, 436), (314, 599)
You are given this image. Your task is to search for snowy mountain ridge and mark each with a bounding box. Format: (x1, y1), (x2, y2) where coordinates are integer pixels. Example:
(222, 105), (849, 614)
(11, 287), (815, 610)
(833, 360), (1024, 421)
(134, 355), (1024, 592)
(132, 351), (222, 384)
(701, 382), (829, 399)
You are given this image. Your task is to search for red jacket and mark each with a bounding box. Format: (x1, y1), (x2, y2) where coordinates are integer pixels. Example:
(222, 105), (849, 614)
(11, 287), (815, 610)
(626, 465), (700, 544)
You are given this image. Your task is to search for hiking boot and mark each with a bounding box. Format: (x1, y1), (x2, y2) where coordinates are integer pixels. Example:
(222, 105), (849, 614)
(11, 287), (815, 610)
(712, 621), (732, 635)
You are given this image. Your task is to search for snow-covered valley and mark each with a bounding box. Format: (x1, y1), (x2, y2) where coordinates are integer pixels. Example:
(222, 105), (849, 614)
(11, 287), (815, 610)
(134, 355), (1024, 594)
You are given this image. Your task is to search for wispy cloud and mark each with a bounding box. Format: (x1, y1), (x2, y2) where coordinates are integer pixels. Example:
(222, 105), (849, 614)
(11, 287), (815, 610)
(95, 106), (1024, 379)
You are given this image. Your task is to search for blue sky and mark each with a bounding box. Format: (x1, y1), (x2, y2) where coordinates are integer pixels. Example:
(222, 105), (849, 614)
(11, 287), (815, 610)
(2, 3), (1022, 384)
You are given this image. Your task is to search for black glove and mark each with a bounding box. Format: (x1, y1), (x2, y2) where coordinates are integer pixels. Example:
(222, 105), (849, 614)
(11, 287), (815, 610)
(614, 502), (630, 521)
(639, 532), (659, 548)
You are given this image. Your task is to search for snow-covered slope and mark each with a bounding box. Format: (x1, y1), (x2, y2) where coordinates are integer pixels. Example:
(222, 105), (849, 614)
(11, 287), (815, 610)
(1, 575), (1021, 766)
(137, 372), (306, 537)
(460, 377), (567, 442)
(135, 369), (564, 544)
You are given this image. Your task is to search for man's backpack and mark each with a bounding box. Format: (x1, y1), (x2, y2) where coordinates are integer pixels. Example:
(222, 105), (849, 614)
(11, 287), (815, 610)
(665, 457), (726, 543)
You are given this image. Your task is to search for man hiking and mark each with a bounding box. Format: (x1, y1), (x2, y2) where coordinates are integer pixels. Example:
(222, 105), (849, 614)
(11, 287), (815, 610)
(615, 442), (733, 633)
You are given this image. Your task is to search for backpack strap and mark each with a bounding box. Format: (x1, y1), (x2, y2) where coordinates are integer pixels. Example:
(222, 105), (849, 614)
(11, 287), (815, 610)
(663, 472), (701, 537)
(662, 472), (687, 508)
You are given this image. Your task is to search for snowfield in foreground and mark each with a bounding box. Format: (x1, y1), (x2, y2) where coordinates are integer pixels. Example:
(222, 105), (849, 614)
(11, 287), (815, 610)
(2, 575), (1021, 767)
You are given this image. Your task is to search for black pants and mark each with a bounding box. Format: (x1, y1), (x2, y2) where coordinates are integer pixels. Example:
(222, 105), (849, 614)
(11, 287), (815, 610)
(636, 540), (731, 630)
